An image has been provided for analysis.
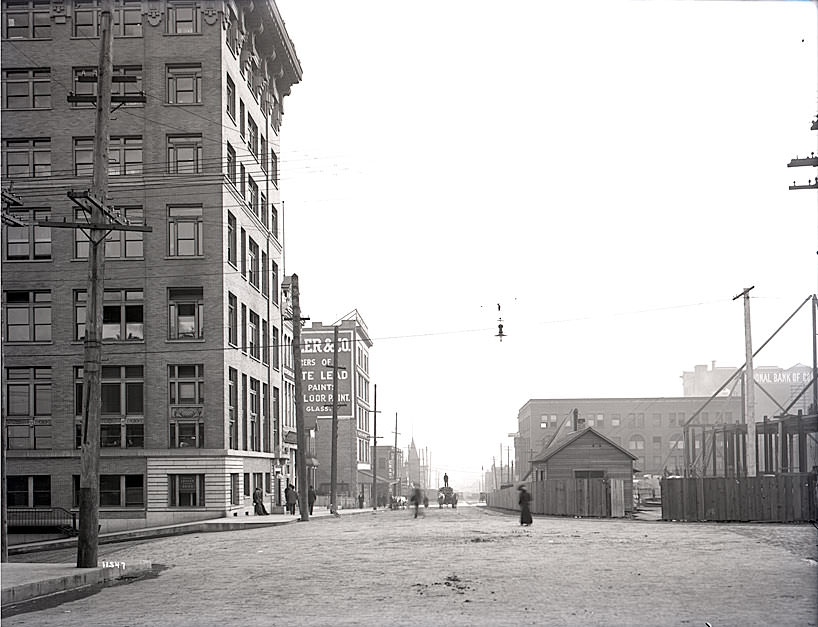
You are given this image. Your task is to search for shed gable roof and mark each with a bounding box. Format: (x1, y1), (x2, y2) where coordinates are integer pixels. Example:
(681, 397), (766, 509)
(532, 427), (638, 463)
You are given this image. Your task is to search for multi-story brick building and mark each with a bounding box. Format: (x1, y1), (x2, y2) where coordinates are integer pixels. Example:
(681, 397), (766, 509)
(301, 312), (374, 502)
(515, 396), (743, 481)
(1, 0), (302, 533)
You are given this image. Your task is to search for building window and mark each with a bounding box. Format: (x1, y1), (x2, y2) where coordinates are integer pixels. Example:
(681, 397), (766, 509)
(110, 136), (143, 175)
(4, 208), (50, 260)
(3, 1), (51, 39)
(167, 64), (201, 104)
(260, 136), (268, 172)
(611, 413), (621, 427)
(168, 205), (203, 256)
(167, 134), (202, 174)
(247, 116), (258, 158)
(272, 325), (280, 370)
(169, 364), (204, 405)
(261, 251), (269, 296)
(271, 204), (279, 239)
(3, 138), (50, 178)
(652, 413), (663, 427)
(170, 421), (205, 448)
(248, 238), (259, 288)
(167, 3), (199, 34)
(168, 287), (203, 339)
(241, 374), (248, 450)
(99, 422), (144, 448)
(75, 206), (143, 259)
(228, 292), (238, 346)
(226, 143), (236, 184)
(168, 474), (205, 507)
(243, 473), (250, 497)
(239, 99), (245, 136)
(72, 66), (143, 108)
(4, 290), (50, 342)
(99, 475), (144, 507)
(75, 365), (144, 418)
(240, 228), (246, 276)
(628, 435), (645, 451)
(653, 436), (662, 450)
(3, 68), (50, 109)
(5, 367), (51, 450)
(260, 193), (268, 228)
(263, 384), (271, 452)
(74, 289), (144, 341)
(249, 310), (260, 360)
(270, 149), (278, 188)
(271, 261), (279, 305)
(636, 413), (645, 428)
(230, 473), (240, 505)
(241, 304), (247, 352)
(249, 377), (260, 451)
(7, 476), (50, 508)
(262, 319), (269, 365)
(240, 163), (246, 197)
(248, 176), (259, 215)
(228, 367), (238, 449)
(226, 73), (235, 120)
(227, 212), (237, 266)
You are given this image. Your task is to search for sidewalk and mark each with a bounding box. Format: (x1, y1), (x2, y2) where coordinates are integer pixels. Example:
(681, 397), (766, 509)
(2, 506), (376, 615)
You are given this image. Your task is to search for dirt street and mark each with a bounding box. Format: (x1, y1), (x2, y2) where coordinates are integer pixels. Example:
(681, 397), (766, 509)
(6, 505), (817, 626)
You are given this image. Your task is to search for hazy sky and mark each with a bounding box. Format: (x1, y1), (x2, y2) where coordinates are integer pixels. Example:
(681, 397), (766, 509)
(275, 0), (817, 489)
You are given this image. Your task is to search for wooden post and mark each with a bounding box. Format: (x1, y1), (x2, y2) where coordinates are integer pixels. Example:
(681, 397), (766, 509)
(736, 287), (757, 476)
(372, 383), (377, 509)
(77, 0), (113, 568)
(290, 275), (309, 521)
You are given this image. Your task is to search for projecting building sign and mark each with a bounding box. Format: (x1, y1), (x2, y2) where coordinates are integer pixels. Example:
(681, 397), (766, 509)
(301, 328), (353, 429)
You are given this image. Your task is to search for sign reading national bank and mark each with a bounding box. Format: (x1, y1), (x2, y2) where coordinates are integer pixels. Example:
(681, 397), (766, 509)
(301, 328), (353, 429)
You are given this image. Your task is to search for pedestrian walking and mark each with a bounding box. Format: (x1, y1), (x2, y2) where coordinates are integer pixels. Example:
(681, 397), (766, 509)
(253, 486), (268, 515)
(518, 485), (532, 526)
(308, 485), (317, 515)
(285, 483), (297, 515)
(409, 485), (424, 519)
(358, 492), (365, 509)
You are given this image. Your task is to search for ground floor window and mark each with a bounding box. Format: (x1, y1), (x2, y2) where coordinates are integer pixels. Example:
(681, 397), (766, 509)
(7, 475), (50, 507)
(230, 473), (240, 505)
(169, 474), (205, 506)
(72, 474), (144, 508)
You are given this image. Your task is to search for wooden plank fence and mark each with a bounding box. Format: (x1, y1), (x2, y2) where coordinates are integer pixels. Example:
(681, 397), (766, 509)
(661, 474), (817, 522)
(486, 479), (627, 518)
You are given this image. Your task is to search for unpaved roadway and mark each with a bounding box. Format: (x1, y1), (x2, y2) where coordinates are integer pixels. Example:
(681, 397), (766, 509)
(6, 505), (817, 626)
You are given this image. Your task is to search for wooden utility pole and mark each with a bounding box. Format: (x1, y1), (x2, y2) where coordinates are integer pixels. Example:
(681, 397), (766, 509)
(329, 325), (339, 515)
(290, 275), (309, 521)
(1, 190), (23, 564)
(393, 412), (399, 498)
(76, 1), (114, 567)
(371, 383), (377, 508)
(734, 286), (757, 476)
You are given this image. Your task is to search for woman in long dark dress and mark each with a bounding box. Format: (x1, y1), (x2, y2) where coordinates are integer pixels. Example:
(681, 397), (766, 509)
(518, 485), (533, 526)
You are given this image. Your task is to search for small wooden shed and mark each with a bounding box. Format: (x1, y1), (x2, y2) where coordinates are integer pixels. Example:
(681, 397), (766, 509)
(531, 427), (638, 514)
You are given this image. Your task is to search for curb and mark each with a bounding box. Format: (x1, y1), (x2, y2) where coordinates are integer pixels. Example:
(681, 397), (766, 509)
(2, 559), (153, 613)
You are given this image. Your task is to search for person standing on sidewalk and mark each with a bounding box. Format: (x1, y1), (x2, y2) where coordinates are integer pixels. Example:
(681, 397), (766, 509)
(285, 483), (297, 515)
(308, 485), (317, 515)
(518, 485), (532, 526)
(253, 487), (268, 515)
(358, 492), (365, 509)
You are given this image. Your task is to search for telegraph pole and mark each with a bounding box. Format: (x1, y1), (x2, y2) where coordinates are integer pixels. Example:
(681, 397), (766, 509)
(290, 275), (309, 521)
(372, 384), (377, 508)
(734, 286), (757, 477)
(393, 412), (399, 498)
(329, 325), (339, 515)
(1, 189), (23, 564)
(76, 0), (114, 567)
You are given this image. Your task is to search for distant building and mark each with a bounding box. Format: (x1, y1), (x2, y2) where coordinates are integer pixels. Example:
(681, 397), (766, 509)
(371, 444), (404, 500)
(303, 311), (373, 502)
(681, 362), (814, 417)
(516, 396), (742, 481)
